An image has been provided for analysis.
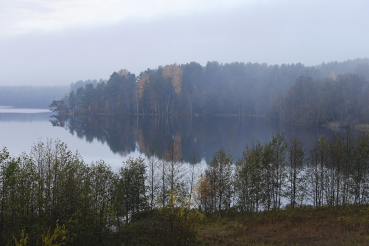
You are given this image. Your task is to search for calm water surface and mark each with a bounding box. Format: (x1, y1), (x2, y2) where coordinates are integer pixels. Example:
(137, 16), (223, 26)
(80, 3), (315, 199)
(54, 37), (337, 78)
(0, 107), (340, 170)
(0, 107), (140, 170)
(0, 107), (342, 169)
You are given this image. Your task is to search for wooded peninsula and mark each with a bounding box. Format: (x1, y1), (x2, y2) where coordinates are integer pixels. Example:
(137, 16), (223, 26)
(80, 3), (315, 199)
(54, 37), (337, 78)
(50, 58), (369, 128)
(2, 58), (369, 245)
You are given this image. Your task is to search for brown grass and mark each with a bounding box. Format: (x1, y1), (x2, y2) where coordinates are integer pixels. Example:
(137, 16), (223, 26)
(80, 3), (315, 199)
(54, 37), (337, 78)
(354, 124), (369, 131)
(196, 206), (369, 245)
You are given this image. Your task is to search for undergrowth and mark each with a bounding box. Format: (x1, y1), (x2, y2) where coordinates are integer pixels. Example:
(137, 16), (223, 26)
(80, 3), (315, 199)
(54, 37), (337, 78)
(196, 205), (369, 245)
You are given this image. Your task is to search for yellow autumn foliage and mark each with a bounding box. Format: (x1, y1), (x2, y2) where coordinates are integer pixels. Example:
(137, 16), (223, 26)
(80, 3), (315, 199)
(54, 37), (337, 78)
(163, 64), (182, 95)
(163, 134), (183, 162)
(118, 69), (129, 77)
(13, 229), (28, 246)
(194, 176), (211, 203)
(138, 73), (150, 98)
(41, 219), (75, 246)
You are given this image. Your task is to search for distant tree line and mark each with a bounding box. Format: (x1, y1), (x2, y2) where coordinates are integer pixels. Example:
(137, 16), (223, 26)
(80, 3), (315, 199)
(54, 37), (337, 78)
(2, 131), (369, 245)
(0, 86), (69, 108)
(52, 58), (369, 126)
(267, 73), (369, 126)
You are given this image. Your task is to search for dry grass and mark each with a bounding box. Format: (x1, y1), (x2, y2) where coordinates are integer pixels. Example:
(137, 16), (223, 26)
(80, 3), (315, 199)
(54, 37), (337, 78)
(196, 206), (369, 245)
(354, 124), (369, 131)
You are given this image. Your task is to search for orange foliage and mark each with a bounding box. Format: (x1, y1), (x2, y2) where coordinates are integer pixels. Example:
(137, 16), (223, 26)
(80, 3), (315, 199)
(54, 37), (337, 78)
(163, 64), (182, 95)
(138, 73), (149, 98)
(137, 129), (148, 154)
(118, 69), (129, 77)
(105, 100), (110, 113)
(163, 135), (182, 162)
(194, 176), (210, 205)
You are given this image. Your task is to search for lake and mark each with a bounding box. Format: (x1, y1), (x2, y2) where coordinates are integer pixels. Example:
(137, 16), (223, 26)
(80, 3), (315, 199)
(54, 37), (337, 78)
(0, 107), (339, 170)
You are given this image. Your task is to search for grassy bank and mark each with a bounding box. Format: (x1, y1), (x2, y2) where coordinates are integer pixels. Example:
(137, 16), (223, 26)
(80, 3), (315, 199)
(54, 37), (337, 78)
(354, 124), (369, 131)
(12, 205), (369, 245)
(195, 205), (369, 245)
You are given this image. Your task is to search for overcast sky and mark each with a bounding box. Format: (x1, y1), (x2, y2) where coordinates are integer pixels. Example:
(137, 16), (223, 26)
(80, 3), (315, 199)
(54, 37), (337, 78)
(0, 0), (368, 86)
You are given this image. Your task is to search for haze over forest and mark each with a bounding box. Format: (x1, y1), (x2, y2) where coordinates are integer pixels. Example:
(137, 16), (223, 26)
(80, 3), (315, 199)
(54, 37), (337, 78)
(2, 1), (369, 244)
(1, 0), (369, 86)
(46, 58), (369, 127)
(1, 57), (369, 128)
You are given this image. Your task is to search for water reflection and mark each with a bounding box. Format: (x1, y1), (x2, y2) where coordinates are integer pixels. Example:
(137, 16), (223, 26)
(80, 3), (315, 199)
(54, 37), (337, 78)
(0, 112), (134, 168)
(51, 114), (338, 164)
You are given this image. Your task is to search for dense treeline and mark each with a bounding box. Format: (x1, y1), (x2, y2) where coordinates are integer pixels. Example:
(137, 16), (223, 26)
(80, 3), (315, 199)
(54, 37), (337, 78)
(267, 74), (369, 126)
(197, 131), (369, 213)
(0, 86), (69, 108)
(2, 131), (369, 245)
(52, 59), (369, 126)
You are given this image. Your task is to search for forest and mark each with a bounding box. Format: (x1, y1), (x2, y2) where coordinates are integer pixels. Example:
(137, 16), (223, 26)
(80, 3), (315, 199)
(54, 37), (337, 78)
(2, 130), (369, 245)
(51, 58), (369, 127)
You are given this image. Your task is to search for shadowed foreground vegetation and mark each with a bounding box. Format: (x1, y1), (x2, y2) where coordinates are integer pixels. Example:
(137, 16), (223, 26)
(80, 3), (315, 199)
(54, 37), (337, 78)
(196, 205), (369, 245)
(2, 130), (369, 245)
(12, 203), (369, 245)
(106, 204), (369, 245)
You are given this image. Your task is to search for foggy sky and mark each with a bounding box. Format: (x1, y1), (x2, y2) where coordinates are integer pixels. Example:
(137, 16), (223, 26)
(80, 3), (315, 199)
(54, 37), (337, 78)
(0, 0), (368, 86)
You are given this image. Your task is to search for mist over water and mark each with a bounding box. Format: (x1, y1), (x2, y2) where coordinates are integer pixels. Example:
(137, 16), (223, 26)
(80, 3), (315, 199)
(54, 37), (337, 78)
(0, 108), (343, 169)
(0, 110), (137, 170)
(0, 107), (50, 114)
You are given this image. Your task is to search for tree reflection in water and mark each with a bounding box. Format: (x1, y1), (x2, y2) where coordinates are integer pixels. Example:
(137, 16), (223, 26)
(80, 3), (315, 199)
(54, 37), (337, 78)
(50, 114), (338, 164)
